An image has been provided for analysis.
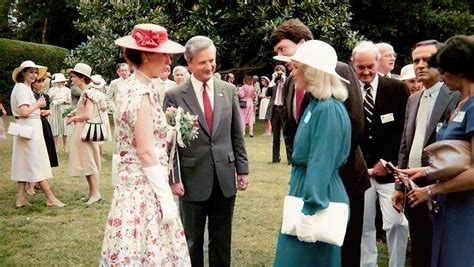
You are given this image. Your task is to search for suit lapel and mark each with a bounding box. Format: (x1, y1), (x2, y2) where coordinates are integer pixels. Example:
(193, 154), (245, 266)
(406, 92), (422, 150)
(373, 78), (387, 122)
(182, 80), (211, 136)
(212, 80), (224, 136)
(424, 85), (449, 145)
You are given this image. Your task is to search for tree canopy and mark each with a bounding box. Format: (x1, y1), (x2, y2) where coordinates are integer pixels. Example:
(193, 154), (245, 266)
(66, 0), (359, 81)
(0, 0), (85, 48)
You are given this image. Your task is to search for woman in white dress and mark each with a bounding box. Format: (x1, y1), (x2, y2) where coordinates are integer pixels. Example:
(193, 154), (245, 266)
(10, 61), (65, 208)
(66, 63), (102, 205)
(100, 23), (190, 266)
(48, 73), (71, 151)
(258, 76), (272, 135)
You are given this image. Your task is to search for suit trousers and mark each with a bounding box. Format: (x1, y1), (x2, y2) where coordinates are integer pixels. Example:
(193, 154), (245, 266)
(361, 179), (409, 267)
(405, 200), (432, 267)
(271, 105), (286, 163)
(341, 191), (365, 267)
(179, 178), (236, 267)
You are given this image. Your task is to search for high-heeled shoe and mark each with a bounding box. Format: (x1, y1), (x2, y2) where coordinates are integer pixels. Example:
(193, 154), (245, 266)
(86, 195), (102, 205)
(15, 199), (32, 209)
(47, 200), (66, 207)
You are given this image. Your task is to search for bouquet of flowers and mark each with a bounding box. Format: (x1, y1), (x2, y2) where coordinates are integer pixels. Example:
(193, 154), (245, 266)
(165, 106), (199, 147)
(62, 106), (76, 118)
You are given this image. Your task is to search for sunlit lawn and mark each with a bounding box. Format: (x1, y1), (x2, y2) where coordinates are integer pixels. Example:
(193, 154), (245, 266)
(0, 117), (396, 266)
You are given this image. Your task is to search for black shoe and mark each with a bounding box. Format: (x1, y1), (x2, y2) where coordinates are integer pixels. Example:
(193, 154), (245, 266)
(271, 158), (281, 163)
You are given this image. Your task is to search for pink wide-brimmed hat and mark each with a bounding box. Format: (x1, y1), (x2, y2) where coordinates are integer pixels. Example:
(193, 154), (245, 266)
(115, 24), (185, 54)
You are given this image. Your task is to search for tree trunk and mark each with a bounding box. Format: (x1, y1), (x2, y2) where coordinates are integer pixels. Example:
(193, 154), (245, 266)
(42, 16), (48, 44)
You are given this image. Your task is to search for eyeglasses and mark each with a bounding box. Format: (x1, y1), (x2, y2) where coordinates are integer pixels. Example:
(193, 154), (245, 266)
(383, 53), (397, 59)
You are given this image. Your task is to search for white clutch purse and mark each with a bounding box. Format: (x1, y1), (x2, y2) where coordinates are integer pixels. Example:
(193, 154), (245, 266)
(7, 122), (33, 139)
(281, 195), (349, 246)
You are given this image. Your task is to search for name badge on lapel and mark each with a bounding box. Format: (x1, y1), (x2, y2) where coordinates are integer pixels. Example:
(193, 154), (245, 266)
(380, 113), (395, 124)
(453, 111), (465, 123)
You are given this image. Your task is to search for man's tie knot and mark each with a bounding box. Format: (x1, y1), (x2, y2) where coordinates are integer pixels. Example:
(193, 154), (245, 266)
(364, 83), (372, 90)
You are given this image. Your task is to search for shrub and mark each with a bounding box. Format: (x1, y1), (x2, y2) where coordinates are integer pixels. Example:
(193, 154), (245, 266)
(0, 38), (69, 113)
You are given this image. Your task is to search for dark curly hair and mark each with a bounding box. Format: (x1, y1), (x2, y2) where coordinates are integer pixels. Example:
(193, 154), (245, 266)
(269, 19), (313, 48)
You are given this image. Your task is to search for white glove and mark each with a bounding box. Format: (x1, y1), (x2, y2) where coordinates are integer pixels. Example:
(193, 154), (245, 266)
(143, 165), (178, 225)
(296, 215), (317, 243)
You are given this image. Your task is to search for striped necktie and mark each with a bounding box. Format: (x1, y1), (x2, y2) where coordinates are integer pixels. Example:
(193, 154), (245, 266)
(363, 84), (375, 132)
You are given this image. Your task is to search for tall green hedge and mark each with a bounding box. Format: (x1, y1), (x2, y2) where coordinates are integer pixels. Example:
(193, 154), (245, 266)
(0, 38), (70, 112)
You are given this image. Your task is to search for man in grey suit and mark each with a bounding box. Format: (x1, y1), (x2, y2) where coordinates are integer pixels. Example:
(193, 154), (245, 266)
(392, 40), (461, 267)
(164, 36), (249, 267)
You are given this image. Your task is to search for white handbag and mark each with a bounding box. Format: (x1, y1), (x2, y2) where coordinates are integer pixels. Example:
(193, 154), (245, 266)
(7, 122), (33, 139)
(281, 195), (349, 246)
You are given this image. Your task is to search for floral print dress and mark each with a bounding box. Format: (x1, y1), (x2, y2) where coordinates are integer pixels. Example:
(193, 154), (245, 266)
(100, 72), (190, 266)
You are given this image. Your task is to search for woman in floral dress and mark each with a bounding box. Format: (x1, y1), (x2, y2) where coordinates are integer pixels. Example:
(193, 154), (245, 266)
(99, 23), (190, 266)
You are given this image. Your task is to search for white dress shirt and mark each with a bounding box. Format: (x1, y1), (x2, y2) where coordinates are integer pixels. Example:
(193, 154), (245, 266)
(191, 74), (215, 111)
(360, 74), (380, 102)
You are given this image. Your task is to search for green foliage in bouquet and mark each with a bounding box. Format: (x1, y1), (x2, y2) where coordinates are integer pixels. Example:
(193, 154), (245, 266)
(62, 106), (75, 118)
(165, 106), (199, 147)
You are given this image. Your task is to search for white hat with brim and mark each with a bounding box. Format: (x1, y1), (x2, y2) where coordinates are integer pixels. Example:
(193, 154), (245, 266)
(90, 74), (106, 89)
(52, 73), (68, 83)
(68, 63), (92, 79)
(399, 64), (416, 81)
(273, 40), (349, 84)
(12, 60), (47, 83)
(115, 24), (185, 54)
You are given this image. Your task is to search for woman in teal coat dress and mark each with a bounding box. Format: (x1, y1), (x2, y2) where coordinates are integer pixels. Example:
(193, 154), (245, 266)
(273, 40), (352, 267)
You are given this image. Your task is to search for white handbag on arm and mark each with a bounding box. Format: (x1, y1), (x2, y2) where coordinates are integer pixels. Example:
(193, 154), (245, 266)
(281, 195), (349, 246)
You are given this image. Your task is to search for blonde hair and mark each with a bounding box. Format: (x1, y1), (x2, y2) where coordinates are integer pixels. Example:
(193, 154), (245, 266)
(301, 64), (348, 101)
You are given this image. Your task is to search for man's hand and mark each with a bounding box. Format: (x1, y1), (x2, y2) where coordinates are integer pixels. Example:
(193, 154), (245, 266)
(237, 174), (249, 191)
(171, 183), (185, 196)
(392, 190), (405, 213)
(372, 161), (389, 177)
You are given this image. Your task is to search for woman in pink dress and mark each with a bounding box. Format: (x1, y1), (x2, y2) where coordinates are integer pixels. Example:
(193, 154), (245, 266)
(99, 23), (190, 266)
(238, 74), (257, 137)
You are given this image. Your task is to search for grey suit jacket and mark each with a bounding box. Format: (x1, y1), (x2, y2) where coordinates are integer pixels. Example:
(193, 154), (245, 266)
(164, 78), (249, 201)
(398, 84), (461, 169)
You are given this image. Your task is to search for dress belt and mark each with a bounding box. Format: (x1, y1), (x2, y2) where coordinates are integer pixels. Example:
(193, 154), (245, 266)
(14, 116), (41, 119)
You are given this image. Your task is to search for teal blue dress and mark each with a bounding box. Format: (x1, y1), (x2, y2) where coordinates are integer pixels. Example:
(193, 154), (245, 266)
(274, 96), (351, 267)
(432, 96), (474, 267)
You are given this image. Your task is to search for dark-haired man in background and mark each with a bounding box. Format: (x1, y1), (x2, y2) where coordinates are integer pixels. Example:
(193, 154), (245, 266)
(269, 18), (369, 266)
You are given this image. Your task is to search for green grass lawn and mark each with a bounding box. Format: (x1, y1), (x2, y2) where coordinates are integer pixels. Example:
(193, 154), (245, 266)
(0, 116), (396, 266)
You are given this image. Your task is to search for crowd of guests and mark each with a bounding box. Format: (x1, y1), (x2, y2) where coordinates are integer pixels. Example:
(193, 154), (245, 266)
(2, 17), (473, 267)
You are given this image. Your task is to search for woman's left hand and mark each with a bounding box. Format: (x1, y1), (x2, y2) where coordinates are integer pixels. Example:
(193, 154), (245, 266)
(407, 186), (430, 208)
(66, 116), (75, 125)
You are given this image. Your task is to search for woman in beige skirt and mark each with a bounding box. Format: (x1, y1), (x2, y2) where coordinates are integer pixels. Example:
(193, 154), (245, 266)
(66, 63), (102, 205)
(10, 60), (65, 208)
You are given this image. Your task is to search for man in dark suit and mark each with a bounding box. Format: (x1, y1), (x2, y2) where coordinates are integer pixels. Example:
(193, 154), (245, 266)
(269, 19), (370, 266)
(164, 36), (249, 267)
(392, 40), (461, 267)
(266, 64), (288, 163)
(353, 41), (410, 267)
